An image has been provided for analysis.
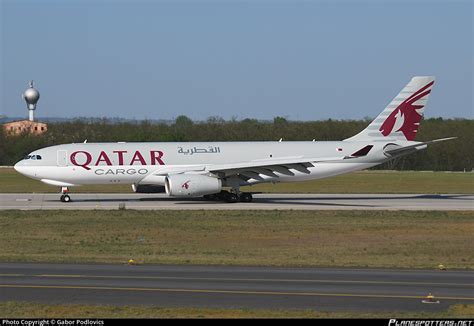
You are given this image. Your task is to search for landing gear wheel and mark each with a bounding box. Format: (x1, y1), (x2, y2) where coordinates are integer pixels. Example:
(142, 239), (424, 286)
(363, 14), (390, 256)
(225, 192), (239, 203)
(240, 192), (253, 203)
(59, 186), (71, 203)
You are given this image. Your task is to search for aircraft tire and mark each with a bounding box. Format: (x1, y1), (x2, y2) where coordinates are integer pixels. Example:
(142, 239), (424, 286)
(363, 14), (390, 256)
(226, 193), (239, 203)
(240, 193), (253, 203)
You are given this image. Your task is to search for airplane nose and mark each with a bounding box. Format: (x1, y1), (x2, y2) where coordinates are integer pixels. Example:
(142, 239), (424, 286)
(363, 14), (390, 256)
(14, 160), (39, 179)
(14, 161), (26, 175)
(14, 161), (21, 172)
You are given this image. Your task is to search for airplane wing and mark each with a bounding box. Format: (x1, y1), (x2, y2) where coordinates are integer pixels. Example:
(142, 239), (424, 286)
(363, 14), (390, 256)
(146, 146), (377, 182)
(206, 156), (346, 180)
(144, 155), (349, 182)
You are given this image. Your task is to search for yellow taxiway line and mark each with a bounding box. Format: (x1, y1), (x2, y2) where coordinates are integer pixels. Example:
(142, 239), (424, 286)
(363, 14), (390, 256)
(0, 273), (472, 288)
(1, 284), (473, 302)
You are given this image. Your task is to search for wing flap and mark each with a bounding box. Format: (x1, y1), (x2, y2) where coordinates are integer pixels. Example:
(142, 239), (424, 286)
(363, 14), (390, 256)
(207, 156), (346, 179)
(207, 156), (343, 174)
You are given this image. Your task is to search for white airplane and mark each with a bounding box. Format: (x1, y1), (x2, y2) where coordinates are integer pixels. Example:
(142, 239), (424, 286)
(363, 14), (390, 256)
(14, 76), (454, 203)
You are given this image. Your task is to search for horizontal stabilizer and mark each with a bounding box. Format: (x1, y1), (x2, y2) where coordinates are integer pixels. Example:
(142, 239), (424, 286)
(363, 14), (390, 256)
(384, 137), (457, 156)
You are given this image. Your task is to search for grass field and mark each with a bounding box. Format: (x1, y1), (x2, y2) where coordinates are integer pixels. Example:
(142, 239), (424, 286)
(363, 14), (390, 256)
(1, 168), (473, 194)
(1, 208), (472, 318)
(0, 210), (472, 269)
(1, 301), (473, 318)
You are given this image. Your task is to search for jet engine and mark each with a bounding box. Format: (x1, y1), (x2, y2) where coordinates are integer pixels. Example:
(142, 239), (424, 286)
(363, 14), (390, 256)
(165, 174), (222, 197)
(132, 184), (166, 193)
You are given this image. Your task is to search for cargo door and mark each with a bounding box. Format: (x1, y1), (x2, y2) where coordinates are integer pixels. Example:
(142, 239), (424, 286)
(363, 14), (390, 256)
(57, 150), (68, 167)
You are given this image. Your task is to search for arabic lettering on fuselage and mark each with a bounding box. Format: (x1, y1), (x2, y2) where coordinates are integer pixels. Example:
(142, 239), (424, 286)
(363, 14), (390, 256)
(177, 146), (221, 155)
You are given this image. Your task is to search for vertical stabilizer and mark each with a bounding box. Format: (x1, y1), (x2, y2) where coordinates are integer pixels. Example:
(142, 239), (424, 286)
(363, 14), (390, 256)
(345, 76), (435, 141)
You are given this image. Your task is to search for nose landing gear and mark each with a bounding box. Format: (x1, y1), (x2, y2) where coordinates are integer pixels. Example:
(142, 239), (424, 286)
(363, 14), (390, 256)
(60, 187), (71, 203)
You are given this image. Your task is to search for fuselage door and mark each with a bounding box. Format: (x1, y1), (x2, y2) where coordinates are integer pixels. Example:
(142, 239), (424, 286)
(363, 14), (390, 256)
(57, 150), (68, 167)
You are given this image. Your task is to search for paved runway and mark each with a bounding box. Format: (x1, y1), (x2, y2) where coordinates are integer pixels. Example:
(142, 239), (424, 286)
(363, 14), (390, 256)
(0, 193), (472, 210)
(1, 263), (473, 312)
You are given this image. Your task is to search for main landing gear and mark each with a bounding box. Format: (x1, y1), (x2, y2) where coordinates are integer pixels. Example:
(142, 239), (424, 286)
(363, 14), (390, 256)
(60, 187), (71, 203)
(203, 190), (253, 203)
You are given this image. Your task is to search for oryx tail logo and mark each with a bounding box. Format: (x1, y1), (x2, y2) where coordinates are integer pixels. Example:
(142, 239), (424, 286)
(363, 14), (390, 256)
(379, 81), (434, 140)
(181, 180), (191, 190)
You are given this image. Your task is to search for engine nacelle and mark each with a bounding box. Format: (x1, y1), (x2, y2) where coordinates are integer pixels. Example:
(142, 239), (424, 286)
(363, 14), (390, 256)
(132, 184), (166, 193)
(165, 174), (222, 197)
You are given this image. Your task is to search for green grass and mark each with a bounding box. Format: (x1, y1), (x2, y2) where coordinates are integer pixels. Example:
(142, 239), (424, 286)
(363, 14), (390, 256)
(0, 210), (472, 269)
(1, 167), (473, 193)
(1, 209), (472, 318)
(244, 170), (474, 194)
(1, 301), (473, 318)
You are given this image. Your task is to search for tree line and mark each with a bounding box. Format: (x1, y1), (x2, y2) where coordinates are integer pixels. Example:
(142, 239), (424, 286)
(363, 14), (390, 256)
(0, 117), (472, 171)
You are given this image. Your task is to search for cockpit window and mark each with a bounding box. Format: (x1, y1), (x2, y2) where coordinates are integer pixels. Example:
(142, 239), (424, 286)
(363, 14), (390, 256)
(23, 155), (42, 160)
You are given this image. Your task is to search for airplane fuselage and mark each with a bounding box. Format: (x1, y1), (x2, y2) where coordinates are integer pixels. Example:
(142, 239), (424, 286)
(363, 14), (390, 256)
(14, 140), (393, 187)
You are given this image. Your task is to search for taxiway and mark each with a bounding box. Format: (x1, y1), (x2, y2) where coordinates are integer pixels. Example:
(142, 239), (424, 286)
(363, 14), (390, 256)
(1, 263), (473, 312)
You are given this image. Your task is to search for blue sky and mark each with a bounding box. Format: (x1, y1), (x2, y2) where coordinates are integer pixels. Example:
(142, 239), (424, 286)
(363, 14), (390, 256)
(1, 0), (472, 121)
